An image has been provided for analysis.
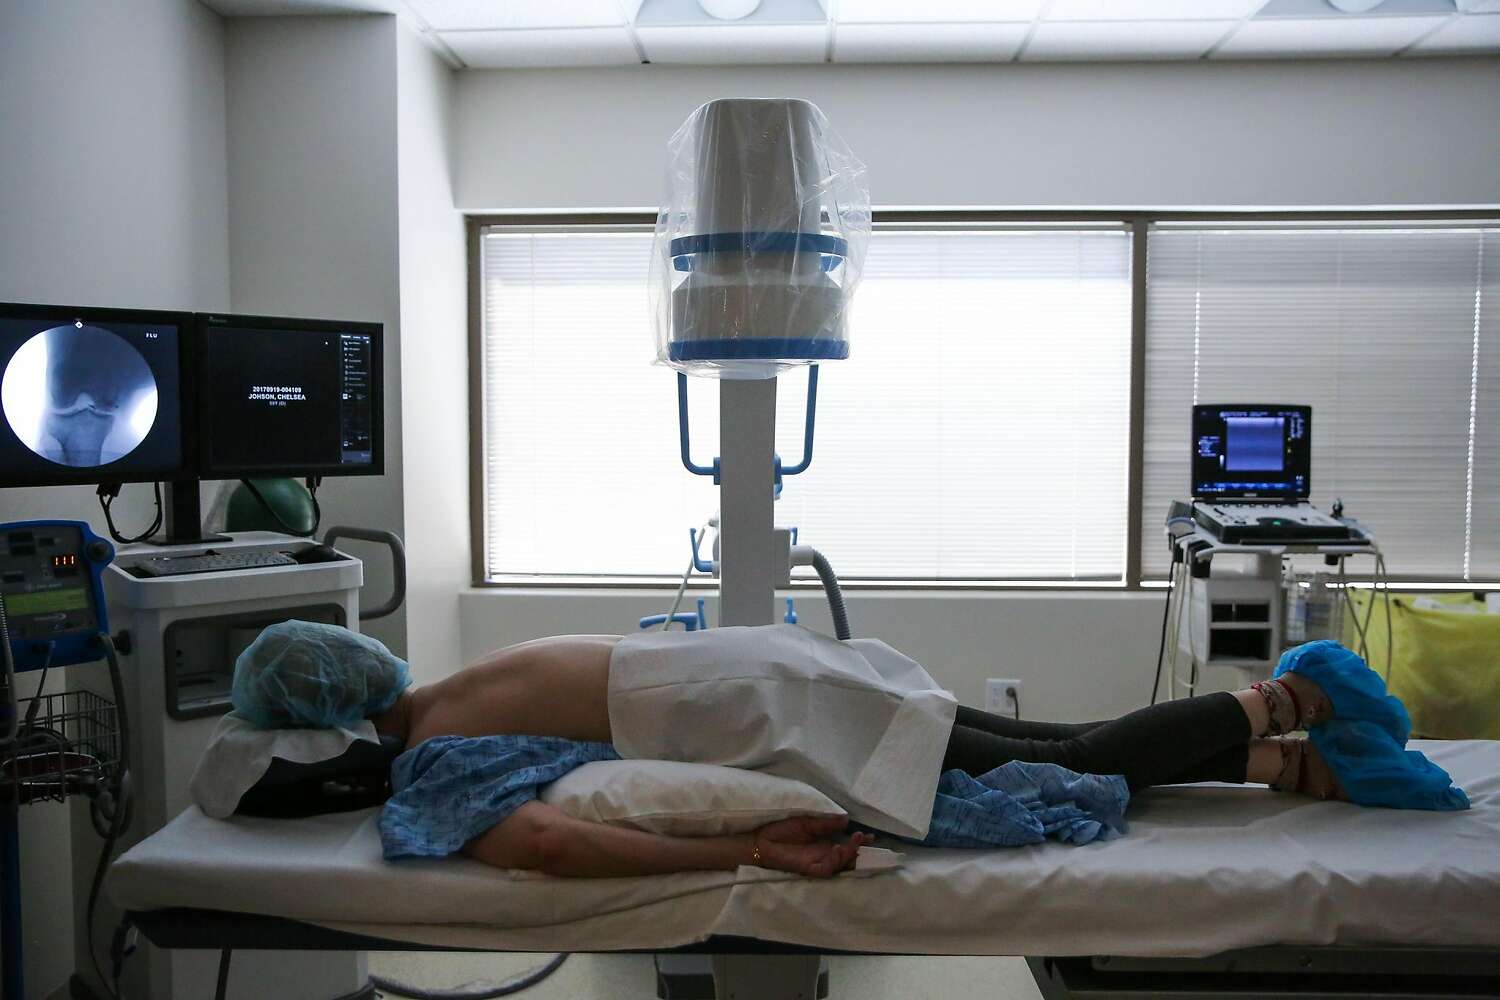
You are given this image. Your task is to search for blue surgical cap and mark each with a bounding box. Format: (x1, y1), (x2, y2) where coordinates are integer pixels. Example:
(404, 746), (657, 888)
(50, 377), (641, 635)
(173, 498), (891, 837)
(232, 620), (412, 729)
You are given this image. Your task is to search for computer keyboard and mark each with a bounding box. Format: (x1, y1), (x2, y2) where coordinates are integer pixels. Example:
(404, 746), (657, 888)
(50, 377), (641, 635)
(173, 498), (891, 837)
(134, 551), (299, 578)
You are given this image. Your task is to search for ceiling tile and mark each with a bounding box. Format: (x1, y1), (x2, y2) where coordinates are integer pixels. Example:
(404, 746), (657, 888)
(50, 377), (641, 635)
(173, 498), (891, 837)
(1047, 0), (1268, 20)
(637, 23), (827, 62)
(404, 0), (625, 30)
(834, 21), (1029, 60)
(1408, 12), (1500, 50)
(1214, 15), (1451, 56)
(1023, 19), (1238, 59)
(1257, 0), (1453, 16)
(836, 0), (1043, 23)
(200, 0), (399, 13)
(438, 27), (641, 67)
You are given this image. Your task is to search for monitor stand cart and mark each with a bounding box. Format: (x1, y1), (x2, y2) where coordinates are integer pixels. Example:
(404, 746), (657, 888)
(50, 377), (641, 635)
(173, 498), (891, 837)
(69, 533), (369, 1000)
(1168, 526), (1379, 698)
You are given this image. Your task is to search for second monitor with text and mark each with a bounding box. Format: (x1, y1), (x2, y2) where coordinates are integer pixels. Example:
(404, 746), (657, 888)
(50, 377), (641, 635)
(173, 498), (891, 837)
(198, 313), (382, 479)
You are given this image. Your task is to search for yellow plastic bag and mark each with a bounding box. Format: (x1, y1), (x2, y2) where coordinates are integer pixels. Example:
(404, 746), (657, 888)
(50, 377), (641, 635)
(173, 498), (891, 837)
(1343, 590), (1500, 740)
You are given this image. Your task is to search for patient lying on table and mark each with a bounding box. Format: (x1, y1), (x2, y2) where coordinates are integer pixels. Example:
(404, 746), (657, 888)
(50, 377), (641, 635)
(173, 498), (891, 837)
(232, 623), (1465, 881)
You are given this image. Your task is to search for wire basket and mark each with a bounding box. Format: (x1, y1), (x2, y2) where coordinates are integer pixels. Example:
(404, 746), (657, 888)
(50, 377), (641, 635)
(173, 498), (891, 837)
(1, 689), (121, 806)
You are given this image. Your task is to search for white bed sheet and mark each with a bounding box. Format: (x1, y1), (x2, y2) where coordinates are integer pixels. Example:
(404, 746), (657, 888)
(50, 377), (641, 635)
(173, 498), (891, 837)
(109, 739), (1500, 958)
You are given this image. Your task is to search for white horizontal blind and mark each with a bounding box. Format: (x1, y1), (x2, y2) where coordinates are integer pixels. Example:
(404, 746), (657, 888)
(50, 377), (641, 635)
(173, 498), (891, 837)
(482, 227), (1133, 580)
(481, 231), (718, 578)
(1141, 226), (1500, 581)
(1473, 231), (1500, 576)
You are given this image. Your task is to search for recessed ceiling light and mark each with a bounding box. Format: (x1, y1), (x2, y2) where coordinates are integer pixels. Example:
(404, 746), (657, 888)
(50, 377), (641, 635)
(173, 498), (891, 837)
(1326, 0), (1385, 11)
(638, 0), (824, 26)
(700, 0), (762, 18)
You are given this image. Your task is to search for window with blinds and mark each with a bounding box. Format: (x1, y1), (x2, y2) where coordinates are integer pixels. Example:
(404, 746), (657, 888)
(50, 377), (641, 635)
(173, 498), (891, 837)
(1141, 226), (1500, 581)
(479, 226), (1134, 582)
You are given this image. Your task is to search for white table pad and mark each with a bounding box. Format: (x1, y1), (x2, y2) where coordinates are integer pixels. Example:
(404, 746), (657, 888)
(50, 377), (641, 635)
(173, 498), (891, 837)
(110, 739), (1500, 958)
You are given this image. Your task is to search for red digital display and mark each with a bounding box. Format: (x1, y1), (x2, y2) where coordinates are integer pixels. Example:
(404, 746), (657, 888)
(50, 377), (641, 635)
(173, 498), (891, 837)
(52, 554), (78, 569)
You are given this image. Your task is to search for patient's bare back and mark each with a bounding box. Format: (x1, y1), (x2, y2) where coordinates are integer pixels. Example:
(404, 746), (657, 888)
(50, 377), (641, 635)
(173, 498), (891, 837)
(403, 635), (620, 748)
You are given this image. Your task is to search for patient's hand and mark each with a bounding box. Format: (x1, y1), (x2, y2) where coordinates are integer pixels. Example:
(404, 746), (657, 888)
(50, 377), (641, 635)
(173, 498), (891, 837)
(752, 816), (872, 878)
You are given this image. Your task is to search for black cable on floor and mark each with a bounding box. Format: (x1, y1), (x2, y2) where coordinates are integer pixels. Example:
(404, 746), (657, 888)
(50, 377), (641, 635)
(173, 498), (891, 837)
(370, 953), (569, 1000)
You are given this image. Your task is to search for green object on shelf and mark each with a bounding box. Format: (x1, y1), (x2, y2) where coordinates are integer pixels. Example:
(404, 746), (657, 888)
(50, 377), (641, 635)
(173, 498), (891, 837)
(226, 478), (317, 535)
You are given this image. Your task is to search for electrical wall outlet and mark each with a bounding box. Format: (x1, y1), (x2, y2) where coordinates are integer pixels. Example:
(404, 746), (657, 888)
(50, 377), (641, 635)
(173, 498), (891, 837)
(985, 678), (1023, 718)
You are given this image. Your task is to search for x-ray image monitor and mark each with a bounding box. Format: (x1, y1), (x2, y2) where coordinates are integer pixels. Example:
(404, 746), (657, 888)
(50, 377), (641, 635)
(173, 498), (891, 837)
(197, 313), (383, 479)
(0, 302), (191, 487)
(1191, 404), (1312, 500)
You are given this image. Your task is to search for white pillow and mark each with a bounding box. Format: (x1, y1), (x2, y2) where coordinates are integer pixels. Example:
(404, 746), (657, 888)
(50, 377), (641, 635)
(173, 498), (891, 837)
(540, 760), (845, 836)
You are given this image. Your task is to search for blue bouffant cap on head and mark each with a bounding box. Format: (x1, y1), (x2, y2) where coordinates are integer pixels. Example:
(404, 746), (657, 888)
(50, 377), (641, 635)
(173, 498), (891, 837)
(232, 620), (412, 729)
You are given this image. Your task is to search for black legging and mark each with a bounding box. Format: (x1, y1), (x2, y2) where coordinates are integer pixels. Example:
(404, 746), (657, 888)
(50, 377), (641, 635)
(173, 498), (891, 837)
(942, 694), (1252, 792)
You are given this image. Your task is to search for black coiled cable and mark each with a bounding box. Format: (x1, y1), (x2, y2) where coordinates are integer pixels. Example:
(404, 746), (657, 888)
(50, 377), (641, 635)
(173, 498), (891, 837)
(369, 953), (569, 999)
(85, 633), (133, 998)
(97, 483), (164, 545)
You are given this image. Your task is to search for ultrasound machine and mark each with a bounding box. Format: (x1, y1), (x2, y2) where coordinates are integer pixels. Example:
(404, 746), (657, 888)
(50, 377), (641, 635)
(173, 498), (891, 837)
(1189, 404), (1360, 545)
(0, 300), (393, 1000)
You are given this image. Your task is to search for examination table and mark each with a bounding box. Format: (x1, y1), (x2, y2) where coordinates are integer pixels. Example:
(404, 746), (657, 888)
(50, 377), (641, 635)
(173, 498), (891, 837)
(111, 739), (1500, 999)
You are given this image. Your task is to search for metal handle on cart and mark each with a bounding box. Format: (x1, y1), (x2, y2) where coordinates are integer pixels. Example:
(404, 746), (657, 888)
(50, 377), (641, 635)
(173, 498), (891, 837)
(322, 526), (407, 621)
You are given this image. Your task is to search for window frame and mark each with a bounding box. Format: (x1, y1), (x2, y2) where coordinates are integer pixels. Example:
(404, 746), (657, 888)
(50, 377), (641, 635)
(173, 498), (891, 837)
(467, 209), (1500, 591)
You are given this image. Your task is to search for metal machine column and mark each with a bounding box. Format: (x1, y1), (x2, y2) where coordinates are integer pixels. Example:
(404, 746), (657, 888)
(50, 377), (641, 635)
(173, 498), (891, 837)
(717, 379), (780, 628)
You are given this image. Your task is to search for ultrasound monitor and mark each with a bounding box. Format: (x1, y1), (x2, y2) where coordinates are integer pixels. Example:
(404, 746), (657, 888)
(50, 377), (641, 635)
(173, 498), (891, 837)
(1192, 404), (1312, 500)
(197, 313), (382, 478)
(0, 302), (191, 487)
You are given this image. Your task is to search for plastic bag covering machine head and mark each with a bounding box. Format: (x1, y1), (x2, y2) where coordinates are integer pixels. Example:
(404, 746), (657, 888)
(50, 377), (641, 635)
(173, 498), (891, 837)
(650, 98), (870, 381)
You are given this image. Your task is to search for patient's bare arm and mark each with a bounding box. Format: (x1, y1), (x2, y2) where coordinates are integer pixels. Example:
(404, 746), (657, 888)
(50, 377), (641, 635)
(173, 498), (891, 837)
(463, 801), (870, 879)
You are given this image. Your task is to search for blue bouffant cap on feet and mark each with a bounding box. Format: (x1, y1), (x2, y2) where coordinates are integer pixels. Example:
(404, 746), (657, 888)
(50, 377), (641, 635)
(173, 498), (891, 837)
(1310, 719), (1469, 812)
(1274, 640), (1411, 745)
(232, 620), (412, 730)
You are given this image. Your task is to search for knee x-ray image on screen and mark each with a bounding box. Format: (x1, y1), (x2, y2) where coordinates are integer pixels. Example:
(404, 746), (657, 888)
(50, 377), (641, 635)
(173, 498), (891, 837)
(1, 323), (159, 467)
(0, 306), (184, 486)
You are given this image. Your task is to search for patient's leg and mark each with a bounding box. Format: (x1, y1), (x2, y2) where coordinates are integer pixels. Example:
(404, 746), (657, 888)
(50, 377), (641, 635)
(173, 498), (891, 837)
(942, 670), (1335, 792)
(948, 665), (1338, 791)
(953, 705), (1104, 741)
(943, 692), (1253, 791)
(1253, 737), (1344, 800)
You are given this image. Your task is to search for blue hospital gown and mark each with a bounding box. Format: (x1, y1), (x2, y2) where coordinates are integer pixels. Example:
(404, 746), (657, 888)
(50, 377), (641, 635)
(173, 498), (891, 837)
(377, 735), (1129, 861)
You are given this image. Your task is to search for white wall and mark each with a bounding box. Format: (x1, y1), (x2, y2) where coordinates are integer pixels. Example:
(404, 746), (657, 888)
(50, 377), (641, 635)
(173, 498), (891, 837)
(453, 58), (1500, 210)
(225, 14), (408, 654)
(0, 2), (229, 995)
(396, 26), (469, 682)
(0, 0), (231, 536)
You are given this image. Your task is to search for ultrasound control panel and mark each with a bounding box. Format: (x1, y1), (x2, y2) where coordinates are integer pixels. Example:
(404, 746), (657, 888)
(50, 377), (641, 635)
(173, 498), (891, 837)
(1192, 503), (1358, 545)
(0, 520), (113, 670)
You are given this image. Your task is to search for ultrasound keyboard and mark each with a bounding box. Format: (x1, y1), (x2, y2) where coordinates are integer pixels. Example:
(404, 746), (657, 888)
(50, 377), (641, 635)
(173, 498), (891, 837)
(1193, 503), (1360, 545)
(134, 551), (299, 578)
